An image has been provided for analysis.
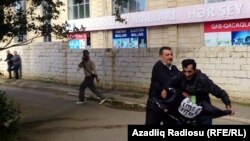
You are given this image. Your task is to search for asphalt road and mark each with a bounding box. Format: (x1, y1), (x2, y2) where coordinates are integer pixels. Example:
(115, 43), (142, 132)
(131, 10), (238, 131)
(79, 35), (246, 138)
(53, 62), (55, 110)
(0, 85), (248, 141)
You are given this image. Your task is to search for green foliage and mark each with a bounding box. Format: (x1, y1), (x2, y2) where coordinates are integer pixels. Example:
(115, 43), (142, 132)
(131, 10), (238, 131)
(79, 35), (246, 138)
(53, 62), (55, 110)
(0, 0), (68, 50)
(0, 91), (20, 141)
(0, 0), (125, 50)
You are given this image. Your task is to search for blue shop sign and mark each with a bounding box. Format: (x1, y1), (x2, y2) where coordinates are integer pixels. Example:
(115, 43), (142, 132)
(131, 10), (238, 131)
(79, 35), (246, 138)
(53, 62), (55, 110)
(113, 27), (147, 48)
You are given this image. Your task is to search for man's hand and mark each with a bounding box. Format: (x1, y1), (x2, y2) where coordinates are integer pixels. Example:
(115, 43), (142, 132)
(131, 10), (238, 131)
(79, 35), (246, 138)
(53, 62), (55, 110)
(161, 90), (167, 99)
(183, 92), (190, 98)
(226, 105), (235, 115)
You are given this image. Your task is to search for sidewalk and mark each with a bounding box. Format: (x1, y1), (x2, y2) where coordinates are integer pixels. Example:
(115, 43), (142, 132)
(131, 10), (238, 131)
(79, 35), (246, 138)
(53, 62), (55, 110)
(0, 78), (250, 124)
(0, 78), (147, 108)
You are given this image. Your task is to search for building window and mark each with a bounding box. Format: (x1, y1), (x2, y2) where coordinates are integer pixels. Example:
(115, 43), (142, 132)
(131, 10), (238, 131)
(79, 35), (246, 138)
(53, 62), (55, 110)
(68, 0), (90, 20)
(43, 34), (51, 42)
(14, 0), (26, 43)
(15, 0), (25, 11)
(204, 0), (234, 3)
(112, 0), (146, 14)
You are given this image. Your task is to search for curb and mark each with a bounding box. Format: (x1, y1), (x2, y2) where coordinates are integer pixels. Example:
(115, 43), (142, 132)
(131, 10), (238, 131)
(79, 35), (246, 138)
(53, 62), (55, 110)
(66, 92), (146, 112)
(221, 116), (250, 124)
(66, 92), (250, 124)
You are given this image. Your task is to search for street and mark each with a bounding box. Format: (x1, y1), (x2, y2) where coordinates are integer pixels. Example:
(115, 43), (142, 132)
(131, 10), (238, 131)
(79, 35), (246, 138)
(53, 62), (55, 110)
(0, 85), (249, 141)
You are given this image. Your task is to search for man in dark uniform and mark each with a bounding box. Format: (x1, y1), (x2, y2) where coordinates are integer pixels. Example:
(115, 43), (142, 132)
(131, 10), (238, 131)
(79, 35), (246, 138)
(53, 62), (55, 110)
(4, 50), (13, 79)
(145, 46), (180, 125)
(170, 59), (234, 125)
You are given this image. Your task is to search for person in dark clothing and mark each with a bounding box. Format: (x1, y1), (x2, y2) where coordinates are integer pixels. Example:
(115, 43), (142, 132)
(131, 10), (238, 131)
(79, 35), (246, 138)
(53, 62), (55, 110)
(145, 46), (180, 125)
(4, 50), (13, 79)
(154, 88), (232, 125)
(11, 51), (21, 79)
(170, 59), (234, 125)
(76, 50), (106, 105)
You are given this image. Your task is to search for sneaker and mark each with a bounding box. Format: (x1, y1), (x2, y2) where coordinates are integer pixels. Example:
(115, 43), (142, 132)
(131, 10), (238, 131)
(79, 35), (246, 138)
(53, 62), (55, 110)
(75, 101), (85, 105)
(99, 99), (107, 105)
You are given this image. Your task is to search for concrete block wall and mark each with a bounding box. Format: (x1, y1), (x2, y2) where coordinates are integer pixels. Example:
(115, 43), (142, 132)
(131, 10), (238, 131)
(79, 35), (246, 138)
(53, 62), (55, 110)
(112, 48), (158, 92)
(0, 42), (68, 82)
(176, 47), (250, 102)
(1, 43), (250, 103)
(65, 48), (159, 93)
(26, 42), (68, 82)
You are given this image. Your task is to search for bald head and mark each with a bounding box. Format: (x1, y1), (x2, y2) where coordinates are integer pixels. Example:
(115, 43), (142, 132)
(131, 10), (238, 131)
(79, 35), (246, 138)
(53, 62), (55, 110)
(6, 50), (10, 54)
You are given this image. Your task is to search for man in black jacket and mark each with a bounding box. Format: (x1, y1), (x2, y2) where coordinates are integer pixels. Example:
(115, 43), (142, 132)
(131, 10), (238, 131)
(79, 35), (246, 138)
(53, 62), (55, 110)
(145, 46), (180, 125)
(171, 59), (234, 125)
(4, 50), (13, 79)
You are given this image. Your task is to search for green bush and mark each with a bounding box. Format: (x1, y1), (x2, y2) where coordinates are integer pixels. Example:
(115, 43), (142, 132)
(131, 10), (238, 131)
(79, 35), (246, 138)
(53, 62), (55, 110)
(0, 91), (20, 141)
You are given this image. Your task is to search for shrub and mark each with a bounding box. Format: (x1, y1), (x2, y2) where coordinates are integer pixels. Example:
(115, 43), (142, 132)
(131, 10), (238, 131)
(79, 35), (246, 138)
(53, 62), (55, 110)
(0, 91), (20, 141)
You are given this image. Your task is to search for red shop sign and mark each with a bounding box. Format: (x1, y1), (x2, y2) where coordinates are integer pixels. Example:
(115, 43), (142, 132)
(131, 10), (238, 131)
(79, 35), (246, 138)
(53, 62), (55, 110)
(204, 19), (250, 32)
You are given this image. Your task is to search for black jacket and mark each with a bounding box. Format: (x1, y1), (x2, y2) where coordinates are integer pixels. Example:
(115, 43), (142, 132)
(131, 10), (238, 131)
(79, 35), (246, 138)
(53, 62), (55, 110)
(148, 60), (180, 100)
(158, 89), (231, 124)
(170, 70), (231, 106)
(5, 54), (13, 65)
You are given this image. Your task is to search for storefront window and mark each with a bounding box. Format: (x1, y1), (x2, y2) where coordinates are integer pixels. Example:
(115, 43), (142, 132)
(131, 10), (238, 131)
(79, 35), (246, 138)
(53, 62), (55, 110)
(204, 19), (250, 47)
(68, 32), (91, 49)
(68, 0), (90, 20)
(113, 27), (147, 48)
(112, 0), (146, 14)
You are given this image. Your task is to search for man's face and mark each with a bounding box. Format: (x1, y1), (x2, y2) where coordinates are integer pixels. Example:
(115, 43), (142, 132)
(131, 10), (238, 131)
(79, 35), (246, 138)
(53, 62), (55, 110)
(160, 49), (173, 65)
(6, 50), (10, 54)
(83, 53), (89, 59)
(183, 64), (195, 80)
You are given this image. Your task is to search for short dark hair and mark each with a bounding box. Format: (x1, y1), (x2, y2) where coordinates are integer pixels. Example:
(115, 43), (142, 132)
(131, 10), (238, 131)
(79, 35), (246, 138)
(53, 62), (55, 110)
(83, 50), (89, 54)
(182, 59), (196, 70)
(159, 46), (172, 55)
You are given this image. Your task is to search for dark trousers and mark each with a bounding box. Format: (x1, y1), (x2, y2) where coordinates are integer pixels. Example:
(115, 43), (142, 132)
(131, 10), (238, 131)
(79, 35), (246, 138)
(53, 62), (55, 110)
(7, 64), (13, 78)
(145, 99), (177, 125)
(79, 76), (105, 102)
(13, 65), (20, 79)
(197, 116), (213, 125)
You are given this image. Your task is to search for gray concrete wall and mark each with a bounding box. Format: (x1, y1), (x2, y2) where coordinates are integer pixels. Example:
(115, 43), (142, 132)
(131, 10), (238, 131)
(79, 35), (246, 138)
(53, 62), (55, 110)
(0, 42), (250, 102)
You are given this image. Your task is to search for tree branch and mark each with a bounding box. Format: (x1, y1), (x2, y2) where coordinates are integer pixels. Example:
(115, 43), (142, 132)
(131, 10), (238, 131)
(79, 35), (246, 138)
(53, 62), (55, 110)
(0, 34), (41, 51)
(2, 37), (14, 49)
